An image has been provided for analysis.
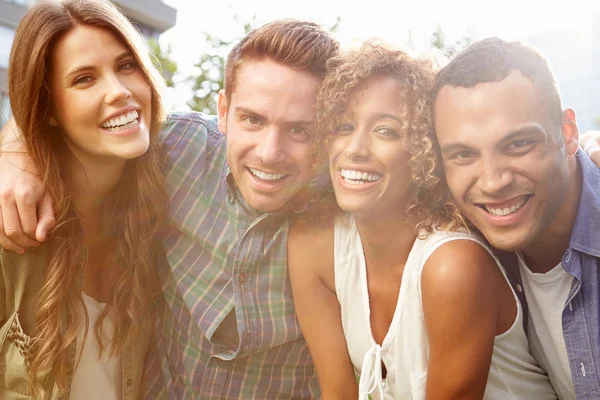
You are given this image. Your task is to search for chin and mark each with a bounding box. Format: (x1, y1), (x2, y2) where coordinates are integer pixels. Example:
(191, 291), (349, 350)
(250, 200), (285, 213)
(120, 143), (151, 160)
(482, 228), (532, 252)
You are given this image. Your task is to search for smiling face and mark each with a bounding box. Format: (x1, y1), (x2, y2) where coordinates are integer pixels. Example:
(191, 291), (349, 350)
(328, 75), (412, 219)
(49, 25), (152, 167)
(217, 59), (321, 213)
(434, 71), (579, 251)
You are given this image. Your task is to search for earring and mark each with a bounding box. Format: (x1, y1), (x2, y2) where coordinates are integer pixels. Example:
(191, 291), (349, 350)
(49, 117), (58, 127)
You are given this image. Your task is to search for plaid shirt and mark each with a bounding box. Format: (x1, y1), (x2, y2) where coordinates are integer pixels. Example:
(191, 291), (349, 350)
(142, 112), (319, 399)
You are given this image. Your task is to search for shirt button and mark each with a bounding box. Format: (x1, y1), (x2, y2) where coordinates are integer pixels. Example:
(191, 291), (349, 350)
(239, 273), (246, 283)
(516, 284), (523, 293)
(126, 378), (133, 386)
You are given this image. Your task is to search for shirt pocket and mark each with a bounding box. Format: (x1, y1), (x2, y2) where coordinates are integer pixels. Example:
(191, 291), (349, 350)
(0, 312), (34, 398)
(409, 371), (428, 400)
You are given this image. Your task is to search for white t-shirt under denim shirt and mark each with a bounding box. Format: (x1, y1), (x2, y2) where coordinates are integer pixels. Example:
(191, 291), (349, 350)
(518, 254), (576, 400)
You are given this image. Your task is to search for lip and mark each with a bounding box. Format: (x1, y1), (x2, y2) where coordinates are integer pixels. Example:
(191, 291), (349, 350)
(338, 165), (381, 176)
(247, 167), (290, 193)
(99, 120), (142, 137)
(474, 195), (533, 228)
(335, 168), (381, 192)
(99, 106), (140, 126)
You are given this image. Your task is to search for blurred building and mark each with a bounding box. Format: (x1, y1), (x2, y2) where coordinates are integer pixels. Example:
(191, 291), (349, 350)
(0, 0), (177, 127)
(527, 14), (600, 132)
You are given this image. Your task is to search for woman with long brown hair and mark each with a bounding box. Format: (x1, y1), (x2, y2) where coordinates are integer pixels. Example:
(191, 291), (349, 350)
(0, 0), (167, 398)
(288, 42), (557, 399)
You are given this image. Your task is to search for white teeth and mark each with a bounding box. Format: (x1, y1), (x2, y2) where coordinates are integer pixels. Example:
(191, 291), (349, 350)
(249, 168), (287, 181)
(340, 169), (381, 184)
(485, 198), (527, 216)
(106, 119), (138, 132)
(102, 110), (139, 129)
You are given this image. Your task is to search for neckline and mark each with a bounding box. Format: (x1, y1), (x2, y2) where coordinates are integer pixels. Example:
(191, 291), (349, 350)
(353, 215), (417, 351)
(82, 292), (108, 310)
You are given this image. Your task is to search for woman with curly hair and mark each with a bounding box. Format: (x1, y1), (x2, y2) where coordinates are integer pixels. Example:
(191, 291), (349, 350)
(288, 42), (556, 399)
(0, 0), (166, 399)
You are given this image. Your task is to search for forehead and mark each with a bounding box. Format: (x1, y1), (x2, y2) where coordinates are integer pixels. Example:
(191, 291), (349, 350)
(230, 59), (321, 119)
(434, 71), (551, 146)
(346, 75), (402, 115)
(51, 25), (128, 74)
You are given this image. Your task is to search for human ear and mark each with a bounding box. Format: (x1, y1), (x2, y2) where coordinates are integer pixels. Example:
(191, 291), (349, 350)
(217, 90), (228, 135)
(561, 108), (579, 156)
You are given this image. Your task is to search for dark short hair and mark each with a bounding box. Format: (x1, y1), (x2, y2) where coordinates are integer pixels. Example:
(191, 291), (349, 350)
(432, 37), (563, 129)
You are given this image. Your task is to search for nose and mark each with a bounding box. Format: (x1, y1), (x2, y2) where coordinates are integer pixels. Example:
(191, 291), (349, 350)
(343, 129), (370, 160)
(255, 128), (285, 164)
(478, 155), (514, 195)
(104, 74), (132, 105)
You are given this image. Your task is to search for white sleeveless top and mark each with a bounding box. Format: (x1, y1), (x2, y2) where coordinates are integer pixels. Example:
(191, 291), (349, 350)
(69, 293), (122, 400)
(334, 213), (557, 400)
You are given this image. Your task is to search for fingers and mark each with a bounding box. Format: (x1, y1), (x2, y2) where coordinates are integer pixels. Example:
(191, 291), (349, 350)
(1, 196), (40, 249)
(580, 130), (600, 168)
(589, 149), (600, 169)
(0, 206), (25, 254)
(0, 152), (46, 251)
(15, 186), (40, 242)
(36, 193), (56, 242)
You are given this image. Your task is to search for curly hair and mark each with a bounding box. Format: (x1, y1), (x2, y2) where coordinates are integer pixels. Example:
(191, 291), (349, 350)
(313, 41), (465, 235)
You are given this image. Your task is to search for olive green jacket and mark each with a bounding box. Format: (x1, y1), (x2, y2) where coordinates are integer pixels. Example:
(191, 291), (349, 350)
(0, 246), (151, 399)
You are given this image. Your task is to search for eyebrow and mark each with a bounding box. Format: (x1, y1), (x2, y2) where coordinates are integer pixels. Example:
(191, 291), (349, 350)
(378, 113), (403, 125)
(65, 51), (134, 79)
(499, 124), (546, 144)
(440, 123), (546, 154)
(234, 106), (314, 126)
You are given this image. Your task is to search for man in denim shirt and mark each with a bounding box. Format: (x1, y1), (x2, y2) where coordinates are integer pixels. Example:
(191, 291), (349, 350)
(433, 37), (600, 399)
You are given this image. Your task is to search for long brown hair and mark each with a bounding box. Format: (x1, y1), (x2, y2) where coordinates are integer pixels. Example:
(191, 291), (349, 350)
(8, 0), (167, 397)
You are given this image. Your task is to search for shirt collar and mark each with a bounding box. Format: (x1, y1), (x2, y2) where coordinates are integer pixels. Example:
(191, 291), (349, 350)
(569, 149), (600, 257)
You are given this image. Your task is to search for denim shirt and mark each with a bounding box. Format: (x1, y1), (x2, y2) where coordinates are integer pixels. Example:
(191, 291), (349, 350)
(506, 149), (600, 399)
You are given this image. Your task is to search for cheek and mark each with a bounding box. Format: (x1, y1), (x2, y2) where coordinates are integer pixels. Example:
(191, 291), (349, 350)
(225, 130), (251, 160)
(55, 94), (97, 130)
(442, 165), (467, 200)
(327, 137), (345, 162)
(292, 143), (314, 176)
(131, 77), (153, 107)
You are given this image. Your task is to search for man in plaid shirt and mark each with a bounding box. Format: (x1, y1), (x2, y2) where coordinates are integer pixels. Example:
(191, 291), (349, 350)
(140, 20), (339, 398)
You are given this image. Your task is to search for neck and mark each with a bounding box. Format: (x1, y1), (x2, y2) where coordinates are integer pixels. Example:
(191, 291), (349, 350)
(67, 154), (127, 240)
(522, 155), (582, 273)
(354, 209), (417, 271)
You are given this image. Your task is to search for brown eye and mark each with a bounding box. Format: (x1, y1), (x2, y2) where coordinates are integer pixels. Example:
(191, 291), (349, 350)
(74, 76), (93, 85)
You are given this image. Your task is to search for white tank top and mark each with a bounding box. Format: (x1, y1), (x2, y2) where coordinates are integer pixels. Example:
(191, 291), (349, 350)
(334, 213), (557, 400)
(69, 293), (122, 400)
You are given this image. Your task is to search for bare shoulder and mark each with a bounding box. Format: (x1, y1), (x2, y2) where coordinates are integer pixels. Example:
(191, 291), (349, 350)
(288, 217), (336, 289)
(421, 238), (501, 298)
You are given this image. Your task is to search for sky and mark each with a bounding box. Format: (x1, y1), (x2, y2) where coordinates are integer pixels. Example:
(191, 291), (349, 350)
(158, 0), (600, 111)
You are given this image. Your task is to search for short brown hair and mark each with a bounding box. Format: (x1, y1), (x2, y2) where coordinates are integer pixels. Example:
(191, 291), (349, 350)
(224, 19), (339, 102)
